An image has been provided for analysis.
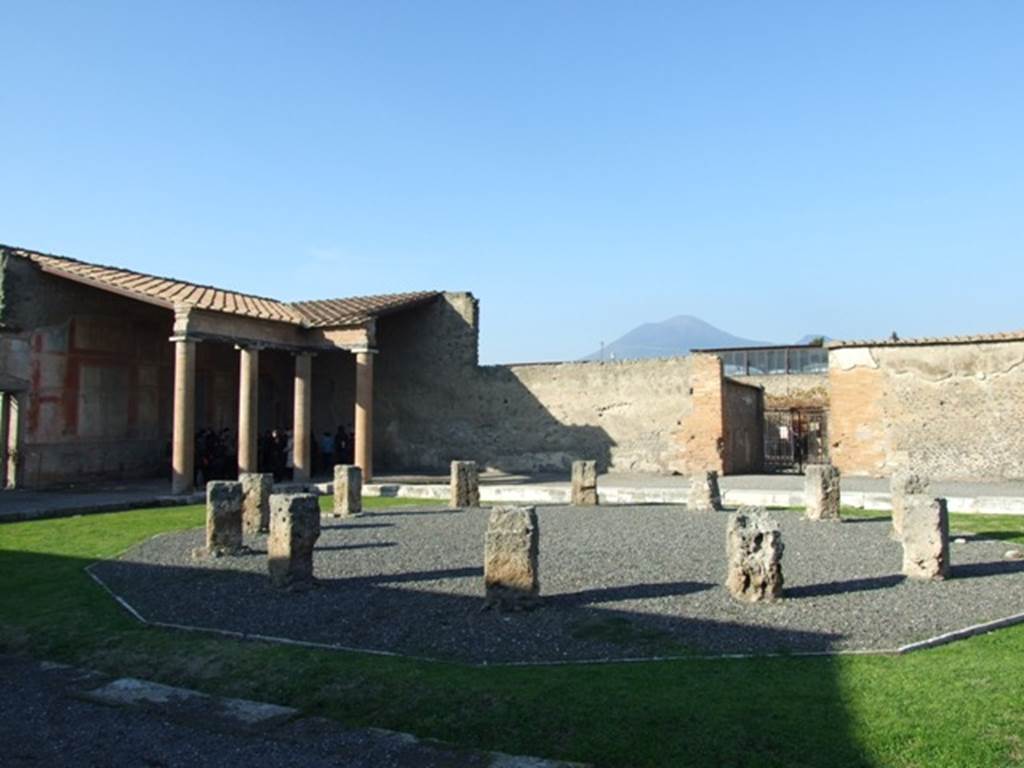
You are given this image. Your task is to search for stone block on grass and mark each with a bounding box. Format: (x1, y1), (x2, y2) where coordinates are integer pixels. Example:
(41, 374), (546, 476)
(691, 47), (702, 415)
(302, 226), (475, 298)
(195, 481), (245, 557)
(725, 507), (784, 602)
(571, 460), (598, 506)
(450, 461), (480, 508)
(902, 496), (950, 581)
(484, 505), (540, 610)
(268, 493), (321, 591)
(687, 470), (723, 512)
(804, 463), (841, 521)
(240, 473), (272, 534)
(332, 465), (363, 517)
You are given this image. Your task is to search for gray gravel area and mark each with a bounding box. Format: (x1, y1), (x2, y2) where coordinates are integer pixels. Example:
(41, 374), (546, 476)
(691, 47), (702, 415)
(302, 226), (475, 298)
(91, 505), (1024, 663)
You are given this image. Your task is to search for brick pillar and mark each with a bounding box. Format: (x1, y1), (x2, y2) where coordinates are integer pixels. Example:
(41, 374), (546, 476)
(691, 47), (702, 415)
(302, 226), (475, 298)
(237, 346), (259, 475)
(171, 337), (197, 494)
(354, 348), (375, 482)
(676, 354), (726, 476)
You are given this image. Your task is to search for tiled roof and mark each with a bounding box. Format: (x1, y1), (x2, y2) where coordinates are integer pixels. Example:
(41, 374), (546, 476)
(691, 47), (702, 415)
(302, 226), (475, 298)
(291, 292), (441, 327)
(829, 330), (1024, 349)
(4, 245), (438, 328)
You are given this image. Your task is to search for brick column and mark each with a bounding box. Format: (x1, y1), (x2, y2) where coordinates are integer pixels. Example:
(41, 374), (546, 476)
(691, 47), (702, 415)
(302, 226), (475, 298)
(171, 337), (197, 494)
(292, 352), (313, 481)
(354, 348), (375, 482)
(237, 346), (259, 475)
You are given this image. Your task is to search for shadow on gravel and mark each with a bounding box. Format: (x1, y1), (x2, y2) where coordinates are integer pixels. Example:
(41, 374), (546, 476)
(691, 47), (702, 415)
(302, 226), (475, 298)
(2, 543), (881, 768)
(369, 509), (465, 518)
(320, 522), (397, 531)
(316, 542), (398, 552)
(952, 560), (1024, 578)
(547, 580), (712, 607)
(89, 555), (843, 663)
(786, 575), (905, 598)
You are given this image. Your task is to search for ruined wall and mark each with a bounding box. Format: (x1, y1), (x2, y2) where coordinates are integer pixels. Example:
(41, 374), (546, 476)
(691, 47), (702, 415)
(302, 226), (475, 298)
(829, 341), (1024, 481)
(375, 294), (728, 475)
(723, 378), (764, 474)
(733, 373), (829, 410)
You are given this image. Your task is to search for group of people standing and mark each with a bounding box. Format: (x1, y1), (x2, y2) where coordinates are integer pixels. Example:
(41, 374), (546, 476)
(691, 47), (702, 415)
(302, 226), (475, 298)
(258, 424), (354, 481)
(192, 424), (354, 485)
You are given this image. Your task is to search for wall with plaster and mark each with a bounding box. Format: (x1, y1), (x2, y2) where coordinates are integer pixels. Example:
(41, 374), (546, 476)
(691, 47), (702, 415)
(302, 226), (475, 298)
(829, 341), (1024, 481)
(374, 294), (734, 475)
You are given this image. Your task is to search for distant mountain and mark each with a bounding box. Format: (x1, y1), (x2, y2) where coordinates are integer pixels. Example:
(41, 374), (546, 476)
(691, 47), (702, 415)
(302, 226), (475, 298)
(583, 315), (773, 361)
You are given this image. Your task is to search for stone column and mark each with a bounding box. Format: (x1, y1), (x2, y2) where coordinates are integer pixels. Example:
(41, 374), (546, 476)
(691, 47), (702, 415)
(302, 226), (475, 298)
(195, 480), (244, 556)
(450, 460), (480, 508)
(292, 352), (312, 482)
(890, 470), (929, 541)
(0, 393), (10, 489)
(687, 470), (723, 512)
(804, 463), (841, 521)
(240, 472), (273, 534)
(725, 507), (784, 602)
(4, 393), (21, 490)
(333, 464), (363, 517)
(571, 460), (598, 505)
(354, 348), (375, 482)
(171, 337), (197, 495)
(237, 346), (259, 475)
(484, 505), (540, 610)
(902, 496), (950, 581)
(268, 493), (321, 591)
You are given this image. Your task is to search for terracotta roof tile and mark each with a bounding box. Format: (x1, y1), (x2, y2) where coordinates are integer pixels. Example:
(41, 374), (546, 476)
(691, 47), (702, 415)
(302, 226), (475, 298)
(289, 291), (441, 327)
(3, 245), (440, 329)
(829, 330), (1024, 349)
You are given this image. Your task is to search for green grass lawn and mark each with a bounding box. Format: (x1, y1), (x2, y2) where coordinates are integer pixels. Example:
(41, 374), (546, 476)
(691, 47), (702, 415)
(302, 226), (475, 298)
(2, 502), (1024, 767)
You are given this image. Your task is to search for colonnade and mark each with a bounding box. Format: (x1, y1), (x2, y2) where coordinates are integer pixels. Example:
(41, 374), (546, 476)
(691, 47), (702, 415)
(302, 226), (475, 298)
(170, 338), (375, 494)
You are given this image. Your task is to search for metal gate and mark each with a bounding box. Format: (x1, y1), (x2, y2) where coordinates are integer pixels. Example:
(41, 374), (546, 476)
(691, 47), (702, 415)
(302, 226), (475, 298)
(763, 408), (828, 472)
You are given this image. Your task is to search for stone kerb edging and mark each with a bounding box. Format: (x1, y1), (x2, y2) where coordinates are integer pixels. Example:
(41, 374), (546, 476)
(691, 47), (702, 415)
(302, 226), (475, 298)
(350, 482), (1024, 516)
(83, 550), (1024, 667)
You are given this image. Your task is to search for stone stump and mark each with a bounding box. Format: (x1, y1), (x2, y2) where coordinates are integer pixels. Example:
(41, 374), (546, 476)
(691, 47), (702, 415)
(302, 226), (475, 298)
(450, 460), (480, 508)
(901, 496), (950, 581)
(725, 507), (784, 602)
(332, 464), (363, 517)
(198, 480), (244, 556)
(267, 493), (321, 590)
(890, 470), (929, 541)
(483, 505), (540, 610)
(687, 470), (723, 512)
(571, 460), (598, 506)
(804, 463), (841, 521)
(240, 472), (272, 534)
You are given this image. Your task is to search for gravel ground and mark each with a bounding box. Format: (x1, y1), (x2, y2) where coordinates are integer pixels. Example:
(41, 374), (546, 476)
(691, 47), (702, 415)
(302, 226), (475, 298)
(91, 505), (1024, 663)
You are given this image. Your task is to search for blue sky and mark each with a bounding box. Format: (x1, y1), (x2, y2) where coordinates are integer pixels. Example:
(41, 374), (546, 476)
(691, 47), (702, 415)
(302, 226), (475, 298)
(3, 2), (1022, 363)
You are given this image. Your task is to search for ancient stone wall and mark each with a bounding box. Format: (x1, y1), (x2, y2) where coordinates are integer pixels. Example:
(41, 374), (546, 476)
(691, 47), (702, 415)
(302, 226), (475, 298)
(733, 373), (829, 410)
(375, 294), (727, 475)
(829, 341), (1024, 481)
